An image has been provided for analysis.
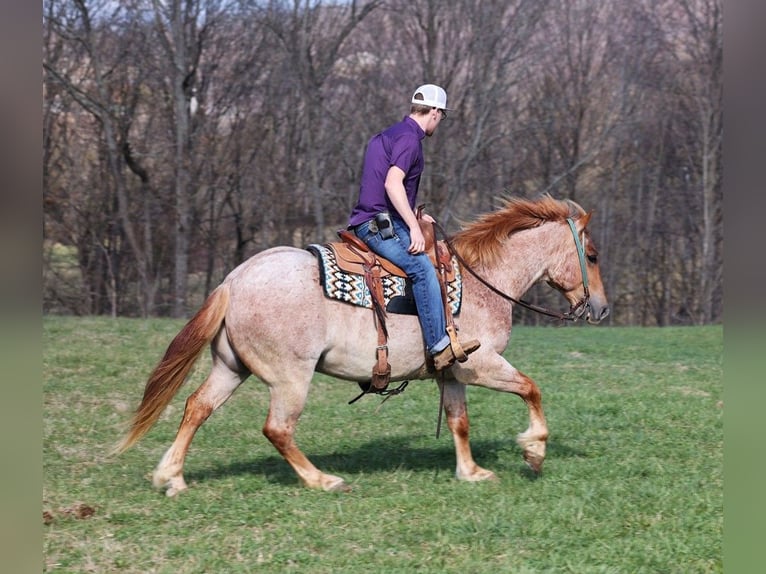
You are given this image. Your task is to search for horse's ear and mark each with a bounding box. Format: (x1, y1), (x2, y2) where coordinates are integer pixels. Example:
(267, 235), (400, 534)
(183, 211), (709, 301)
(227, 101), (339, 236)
(578, 211), (593, 229)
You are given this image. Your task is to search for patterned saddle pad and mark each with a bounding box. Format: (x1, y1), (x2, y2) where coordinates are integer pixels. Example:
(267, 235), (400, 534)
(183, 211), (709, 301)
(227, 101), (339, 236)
(307, 243), (462, 316)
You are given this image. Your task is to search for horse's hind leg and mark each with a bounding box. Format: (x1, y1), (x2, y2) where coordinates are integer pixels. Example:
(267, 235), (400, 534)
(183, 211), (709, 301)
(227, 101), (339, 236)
(441, 380), (497, 482)
(261, 377), (350, 492)
(153, 334), (248, 496)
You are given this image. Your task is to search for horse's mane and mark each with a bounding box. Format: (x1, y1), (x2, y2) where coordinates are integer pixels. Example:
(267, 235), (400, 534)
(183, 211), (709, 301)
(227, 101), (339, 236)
(451, 194), (585, 267)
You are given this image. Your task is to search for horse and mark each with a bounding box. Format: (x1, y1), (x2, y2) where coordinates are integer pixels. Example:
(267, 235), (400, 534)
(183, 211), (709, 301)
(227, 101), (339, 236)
(115, 195), (609, 495)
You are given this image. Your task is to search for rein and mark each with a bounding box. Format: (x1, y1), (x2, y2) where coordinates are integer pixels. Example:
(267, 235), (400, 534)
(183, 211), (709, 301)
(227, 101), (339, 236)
(434, 218), (590, 322)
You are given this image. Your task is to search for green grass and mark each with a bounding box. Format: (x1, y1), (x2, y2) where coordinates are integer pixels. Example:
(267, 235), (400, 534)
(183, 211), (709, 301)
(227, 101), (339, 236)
(43, 318), (722, 573)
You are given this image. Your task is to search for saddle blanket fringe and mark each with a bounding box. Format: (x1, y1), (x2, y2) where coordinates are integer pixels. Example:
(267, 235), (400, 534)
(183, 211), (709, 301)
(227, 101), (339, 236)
(307, 244), (462, 315)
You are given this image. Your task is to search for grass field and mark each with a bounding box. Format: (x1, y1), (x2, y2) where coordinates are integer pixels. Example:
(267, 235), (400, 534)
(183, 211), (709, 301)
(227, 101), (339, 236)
(43, 318), (722, 573)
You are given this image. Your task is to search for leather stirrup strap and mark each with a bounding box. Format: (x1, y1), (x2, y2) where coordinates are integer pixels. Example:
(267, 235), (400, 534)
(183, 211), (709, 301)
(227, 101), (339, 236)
(428, 219), (466, 362)
(367, 263), (391, 391)
(341, 237), (391, 393)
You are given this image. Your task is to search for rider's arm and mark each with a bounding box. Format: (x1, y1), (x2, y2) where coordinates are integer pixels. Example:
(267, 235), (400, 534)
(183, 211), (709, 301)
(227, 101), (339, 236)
(384, 166), (426, 253)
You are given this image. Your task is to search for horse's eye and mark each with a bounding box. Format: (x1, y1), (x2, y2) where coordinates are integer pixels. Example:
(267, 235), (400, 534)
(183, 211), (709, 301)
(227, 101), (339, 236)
(587, 254), (598, 264)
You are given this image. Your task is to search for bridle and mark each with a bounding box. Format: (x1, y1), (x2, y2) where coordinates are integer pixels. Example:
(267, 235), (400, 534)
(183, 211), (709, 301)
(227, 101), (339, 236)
(435, 218), (591, 322)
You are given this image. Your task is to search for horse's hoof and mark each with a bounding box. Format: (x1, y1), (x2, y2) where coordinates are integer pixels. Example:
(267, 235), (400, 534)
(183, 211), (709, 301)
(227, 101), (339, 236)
(153, 470), (188, 496)
(329, 481), (352, 493)
(517, 432), (547, 475)
(457, 466), (497, 482)
(165, 485), (187, 497)
(469, 468), (498, 482)
(325, 478), (351, 493)
(523, 452), (544, 474)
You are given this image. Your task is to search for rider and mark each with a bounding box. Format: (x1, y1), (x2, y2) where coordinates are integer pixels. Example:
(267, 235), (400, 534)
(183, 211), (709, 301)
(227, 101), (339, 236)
(348, 84), (480, 370)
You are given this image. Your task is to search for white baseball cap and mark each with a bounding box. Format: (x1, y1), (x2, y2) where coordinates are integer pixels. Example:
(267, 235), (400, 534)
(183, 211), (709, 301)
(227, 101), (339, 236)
(411, 84), (450, 110)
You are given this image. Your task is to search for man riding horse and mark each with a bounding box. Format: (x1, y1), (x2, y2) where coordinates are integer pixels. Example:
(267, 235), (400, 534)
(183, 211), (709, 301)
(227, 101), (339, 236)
(347, 84), (480, 370)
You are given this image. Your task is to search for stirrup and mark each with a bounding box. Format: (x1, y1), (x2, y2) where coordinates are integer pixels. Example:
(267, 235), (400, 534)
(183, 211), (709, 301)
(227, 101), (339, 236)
(445, 325), (467, 362)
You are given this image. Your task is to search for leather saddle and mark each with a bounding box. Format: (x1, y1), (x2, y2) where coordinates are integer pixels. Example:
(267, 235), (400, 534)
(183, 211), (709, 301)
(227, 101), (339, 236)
(330, 221), (456, 283)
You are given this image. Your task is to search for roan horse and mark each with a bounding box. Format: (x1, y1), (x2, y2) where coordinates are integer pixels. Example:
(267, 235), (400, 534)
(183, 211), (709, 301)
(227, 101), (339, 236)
(115, 195), (609, 495)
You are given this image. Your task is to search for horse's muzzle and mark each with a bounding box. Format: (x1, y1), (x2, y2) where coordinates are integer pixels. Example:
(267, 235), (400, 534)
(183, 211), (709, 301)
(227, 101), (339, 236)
(585, 301), (610, 324)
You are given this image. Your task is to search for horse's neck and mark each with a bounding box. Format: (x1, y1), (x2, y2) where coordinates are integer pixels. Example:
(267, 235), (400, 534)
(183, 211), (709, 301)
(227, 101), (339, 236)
(480, 225), (561, 297)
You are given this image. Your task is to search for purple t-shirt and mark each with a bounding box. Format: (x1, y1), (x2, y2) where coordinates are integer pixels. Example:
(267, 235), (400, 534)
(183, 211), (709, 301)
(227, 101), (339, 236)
(348, 116), (425, 226)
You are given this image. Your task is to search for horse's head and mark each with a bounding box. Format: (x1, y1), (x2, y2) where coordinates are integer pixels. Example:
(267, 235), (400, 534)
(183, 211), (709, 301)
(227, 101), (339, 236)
(546, 212), (610, 324)
(451, 195), (610, 323)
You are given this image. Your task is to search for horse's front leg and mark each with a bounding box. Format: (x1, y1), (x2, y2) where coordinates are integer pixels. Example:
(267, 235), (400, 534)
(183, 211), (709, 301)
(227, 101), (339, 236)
(511, 370), (548, 473)
(440, 379), (498, 482)
(455, 356), (548, 474)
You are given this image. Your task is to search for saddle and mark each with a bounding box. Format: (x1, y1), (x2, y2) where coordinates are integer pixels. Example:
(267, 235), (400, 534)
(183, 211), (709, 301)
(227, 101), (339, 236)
(332, 227), (455, 282)
(326, 215), (464, 398)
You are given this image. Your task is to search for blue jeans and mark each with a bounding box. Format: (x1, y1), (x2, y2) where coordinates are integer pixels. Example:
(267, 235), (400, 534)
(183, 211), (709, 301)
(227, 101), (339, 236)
(353, 217), (450, 355)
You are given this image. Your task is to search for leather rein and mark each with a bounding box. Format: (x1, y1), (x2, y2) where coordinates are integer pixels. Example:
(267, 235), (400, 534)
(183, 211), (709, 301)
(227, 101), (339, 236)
(434, 218), (591, 322)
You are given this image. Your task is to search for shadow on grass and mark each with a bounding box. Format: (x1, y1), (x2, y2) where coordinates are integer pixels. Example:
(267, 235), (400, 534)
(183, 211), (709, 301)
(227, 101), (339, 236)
(184, 435), (585, 487)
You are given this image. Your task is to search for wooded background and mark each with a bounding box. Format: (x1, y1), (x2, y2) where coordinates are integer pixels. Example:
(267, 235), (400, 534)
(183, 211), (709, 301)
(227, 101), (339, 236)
(42, 0), (722, 326)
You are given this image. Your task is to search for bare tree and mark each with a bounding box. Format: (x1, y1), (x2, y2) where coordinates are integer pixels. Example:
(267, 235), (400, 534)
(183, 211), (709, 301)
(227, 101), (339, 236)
(257, 0), (382, 242)
(671, 0), (723, 324)
(149, 0), (214, 316)
(44, 0), (159, 316)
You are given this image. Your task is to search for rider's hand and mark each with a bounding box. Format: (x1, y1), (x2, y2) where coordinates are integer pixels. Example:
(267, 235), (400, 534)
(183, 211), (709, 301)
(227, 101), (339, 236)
(408, 226), (426, 254)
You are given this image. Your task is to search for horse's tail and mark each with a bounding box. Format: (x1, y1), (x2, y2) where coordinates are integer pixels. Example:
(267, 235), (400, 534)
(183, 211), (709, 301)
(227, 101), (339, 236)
(112, 284), (231, 454)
